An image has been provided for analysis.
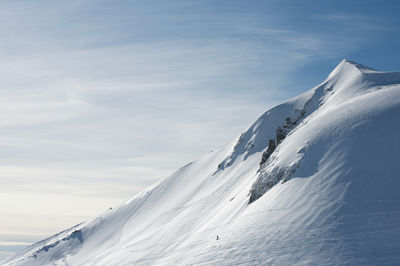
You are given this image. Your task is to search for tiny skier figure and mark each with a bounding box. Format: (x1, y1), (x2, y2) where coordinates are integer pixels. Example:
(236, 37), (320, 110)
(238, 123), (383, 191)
(216, 235), (219, 240)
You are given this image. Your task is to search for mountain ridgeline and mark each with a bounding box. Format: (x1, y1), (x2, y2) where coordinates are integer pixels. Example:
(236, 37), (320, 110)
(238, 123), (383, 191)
(4, 60), (400, 265)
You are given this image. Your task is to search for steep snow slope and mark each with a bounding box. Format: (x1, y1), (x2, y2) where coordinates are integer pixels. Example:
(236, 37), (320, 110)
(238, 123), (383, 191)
(3, 60), (400, 265)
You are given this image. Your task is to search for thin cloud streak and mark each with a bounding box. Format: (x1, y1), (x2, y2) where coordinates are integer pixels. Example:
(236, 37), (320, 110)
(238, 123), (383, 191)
(311, 13), (390, 31)
(0, 0), (392, 258)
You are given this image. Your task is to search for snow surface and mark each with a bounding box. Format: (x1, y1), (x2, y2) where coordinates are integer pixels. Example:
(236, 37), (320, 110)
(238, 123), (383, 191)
(3, 60), (400, 265)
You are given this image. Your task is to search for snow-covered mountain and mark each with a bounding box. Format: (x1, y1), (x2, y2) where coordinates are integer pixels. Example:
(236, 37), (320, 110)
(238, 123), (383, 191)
(3, 60), (400, 265)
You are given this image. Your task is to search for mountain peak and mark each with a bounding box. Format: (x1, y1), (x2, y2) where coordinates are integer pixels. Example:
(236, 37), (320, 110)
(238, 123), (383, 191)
(340, 59), (377, 71)
(327, 59), (377, 81)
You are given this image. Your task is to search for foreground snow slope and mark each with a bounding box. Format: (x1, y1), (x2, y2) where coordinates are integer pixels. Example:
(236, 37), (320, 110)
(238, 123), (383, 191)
(4, 60), (400, 265)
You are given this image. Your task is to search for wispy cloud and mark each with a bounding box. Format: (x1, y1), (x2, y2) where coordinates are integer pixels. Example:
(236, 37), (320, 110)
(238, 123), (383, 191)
(311, 13), (389, 31)
(0, 0), (393, 257)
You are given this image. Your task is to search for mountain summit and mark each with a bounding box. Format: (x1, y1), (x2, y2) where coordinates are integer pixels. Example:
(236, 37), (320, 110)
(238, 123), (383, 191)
(4, 60), (400, 265)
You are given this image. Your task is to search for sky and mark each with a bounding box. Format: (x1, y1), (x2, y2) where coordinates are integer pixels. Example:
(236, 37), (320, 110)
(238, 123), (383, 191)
(1, 0), (400, 259)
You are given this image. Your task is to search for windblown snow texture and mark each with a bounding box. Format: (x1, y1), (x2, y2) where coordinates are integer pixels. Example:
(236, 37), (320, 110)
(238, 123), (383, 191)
(3, 60), (400, 265)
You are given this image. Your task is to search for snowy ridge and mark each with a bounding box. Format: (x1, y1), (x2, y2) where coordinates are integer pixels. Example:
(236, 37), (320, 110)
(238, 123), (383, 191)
(248, 59), (389, 203)
(3, 60), (400, 265)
